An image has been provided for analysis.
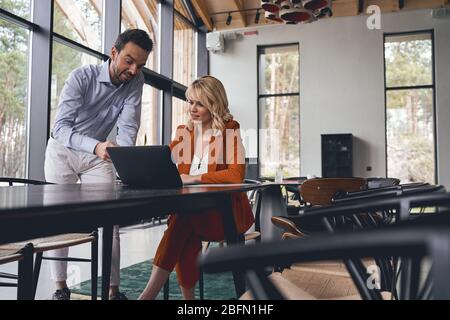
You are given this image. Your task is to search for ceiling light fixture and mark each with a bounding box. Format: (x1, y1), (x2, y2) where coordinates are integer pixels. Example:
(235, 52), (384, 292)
(226, 12), (233, 25)
(260, 0), (332, 24)
(255, 9), (261, 24)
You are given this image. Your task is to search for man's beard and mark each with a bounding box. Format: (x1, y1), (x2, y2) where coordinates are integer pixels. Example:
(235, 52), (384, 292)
(111, 62), (123, 85)
(111, 62), (132, 85)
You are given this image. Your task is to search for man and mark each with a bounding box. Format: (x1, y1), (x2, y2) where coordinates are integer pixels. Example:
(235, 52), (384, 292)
(44, 29), (153, 300)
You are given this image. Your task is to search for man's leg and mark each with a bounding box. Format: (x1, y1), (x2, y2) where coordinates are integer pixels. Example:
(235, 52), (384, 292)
(44, 138), (79, 299)
(79, 156), (123, 298)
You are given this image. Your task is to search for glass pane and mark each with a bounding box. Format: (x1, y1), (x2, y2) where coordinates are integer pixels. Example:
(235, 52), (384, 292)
(121, 0), (158, 71)
(136, 85), (159, 146)
(259, 95), (300, 178)
(50, 42), (102, 130)
(173, 15), (196, 86)
(385, 33), (433, 88)
(53, 0), (103, 52)
(387, 89), (435, 183)
(259, 45), (299, 95)
(0, 0), (31, 20)
(0, 18), (29, 178)
(172, 97), (189, 136)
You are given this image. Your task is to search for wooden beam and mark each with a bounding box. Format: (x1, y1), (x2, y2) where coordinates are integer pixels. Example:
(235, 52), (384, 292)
(233, 0), (247, 28)
(364, 0), (399, 12)
(55, 0), (99, 49)
(191, 0), (213, 31)
(404, 0), (449, 10)
(143, 0), (159, 26)
(131, 0), (154, 34)
(121, 0), (139, 29)
(89, 0), (102, 14)
(333, 0), (360, 17)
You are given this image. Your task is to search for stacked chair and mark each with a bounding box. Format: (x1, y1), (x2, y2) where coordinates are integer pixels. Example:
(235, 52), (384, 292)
(200, 201), (450, 300)
(203, 177), (449, 300)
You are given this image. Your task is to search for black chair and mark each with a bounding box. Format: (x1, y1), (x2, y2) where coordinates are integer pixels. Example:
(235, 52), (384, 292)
(0, 178), (98, 300)
(270, 183), (447, 296)
(201, 213), (450, 300)
(282, 177), (307, 208)
(0, 243), (34, 300)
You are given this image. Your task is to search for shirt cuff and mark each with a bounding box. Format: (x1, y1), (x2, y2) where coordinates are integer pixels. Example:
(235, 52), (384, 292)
(80, 136), (100, 154)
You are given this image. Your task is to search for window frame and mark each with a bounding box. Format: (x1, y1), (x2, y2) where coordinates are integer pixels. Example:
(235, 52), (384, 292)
(0, 0), (207, 180)
(257, 42), (301, 179)
(383, 29), (438, 184)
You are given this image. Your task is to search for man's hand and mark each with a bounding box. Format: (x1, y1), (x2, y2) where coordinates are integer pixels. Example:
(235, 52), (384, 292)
(180, 174), (201, 185)
(94, 141), (119, 161)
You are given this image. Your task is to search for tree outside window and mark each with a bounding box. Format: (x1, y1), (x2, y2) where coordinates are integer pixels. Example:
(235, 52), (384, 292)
(385, 32), (435, 184)
(258, 44), (300, 178)
(0, 0), (30, 178)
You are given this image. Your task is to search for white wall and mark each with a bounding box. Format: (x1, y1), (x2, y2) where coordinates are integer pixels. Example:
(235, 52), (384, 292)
(209, 9), (450, 187)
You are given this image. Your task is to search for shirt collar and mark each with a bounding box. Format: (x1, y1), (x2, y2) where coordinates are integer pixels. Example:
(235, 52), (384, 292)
(98, 59), (113, 84)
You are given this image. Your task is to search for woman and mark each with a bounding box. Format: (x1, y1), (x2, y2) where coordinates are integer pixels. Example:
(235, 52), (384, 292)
(138, 76), (254, 300)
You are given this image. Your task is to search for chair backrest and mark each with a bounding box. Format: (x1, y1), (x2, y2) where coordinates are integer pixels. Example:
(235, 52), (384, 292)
(245, 158), (259, 180)
(300, 177), (366, 206)
(366, 177), (400, 189)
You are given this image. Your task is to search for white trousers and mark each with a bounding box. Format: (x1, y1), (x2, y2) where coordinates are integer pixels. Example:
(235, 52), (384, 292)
(44, 138), (121, 286)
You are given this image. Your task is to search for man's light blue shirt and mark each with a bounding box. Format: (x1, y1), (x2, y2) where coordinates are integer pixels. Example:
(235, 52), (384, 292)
(52, 60), (144, 153)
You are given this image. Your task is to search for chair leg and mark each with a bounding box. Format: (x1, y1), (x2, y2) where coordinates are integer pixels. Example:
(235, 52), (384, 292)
(91, 232), (99, 300)
(199, 269), (204, 300)
(163, 278), (170, 300)
(17, 244), (34, 300)
(32, 252), (43, 299)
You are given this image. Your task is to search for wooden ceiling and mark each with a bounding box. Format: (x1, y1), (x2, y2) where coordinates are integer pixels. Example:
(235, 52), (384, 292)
(192, 0), (449, 31)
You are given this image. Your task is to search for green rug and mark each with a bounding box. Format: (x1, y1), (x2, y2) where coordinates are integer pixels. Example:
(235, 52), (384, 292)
(71, 259), (237, 300)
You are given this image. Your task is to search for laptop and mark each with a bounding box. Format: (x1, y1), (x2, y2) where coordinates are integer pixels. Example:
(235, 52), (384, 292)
(107, 146), (183, 188)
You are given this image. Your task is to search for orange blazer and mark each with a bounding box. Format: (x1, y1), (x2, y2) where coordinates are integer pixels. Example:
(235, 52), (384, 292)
(169, 120), (254, 240)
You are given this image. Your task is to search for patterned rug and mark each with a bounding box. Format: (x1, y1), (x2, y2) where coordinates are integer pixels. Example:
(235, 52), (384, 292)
(71, 259), (237, 300)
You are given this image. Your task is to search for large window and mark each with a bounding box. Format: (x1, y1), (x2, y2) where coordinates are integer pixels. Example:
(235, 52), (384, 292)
(171, 13), (196, 133)
(0, 0), (30, 19)
(53, 0), (103, 52)
(121, 0), (158, 71)
(0, 0), (31, 178)
(50, 42), (102, 129)
(121, 0), (159, 146)
(172, 96), (189, 134)
(258, 44), (300, 178)
(173, 14), (196, 87)
(136, 85), (159, 146)
(384, 32), (436, 184)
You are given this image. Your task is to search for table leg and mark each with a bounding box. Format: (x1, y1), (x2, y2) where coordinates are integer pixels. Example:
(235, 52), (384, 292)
(101, 225), (113, 300)
(218, 194), (246, 297)
(259, 185), (287, 241)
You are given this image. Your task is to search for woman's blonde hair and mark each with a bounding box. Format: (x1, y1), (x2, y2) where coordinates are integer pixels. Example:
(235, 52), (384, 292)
(185, 75), (233, 132)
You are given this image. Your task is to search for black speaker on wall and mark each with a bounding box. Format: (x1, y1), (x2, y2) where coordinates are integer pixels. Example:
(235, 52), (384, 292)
(321, 134), (353, 178)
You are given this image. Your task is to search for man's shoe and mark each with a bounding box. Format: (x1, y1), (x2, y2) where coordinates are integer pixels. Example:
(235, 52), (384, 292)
(52, 288), (71, 300)
(110, 291), (128, 300)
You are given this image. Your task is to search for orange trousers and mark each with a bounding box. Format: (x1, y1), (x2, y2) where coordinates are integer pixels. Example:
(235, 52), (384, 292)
(154, 193), (254, 289)
(153, 212), (242, 289)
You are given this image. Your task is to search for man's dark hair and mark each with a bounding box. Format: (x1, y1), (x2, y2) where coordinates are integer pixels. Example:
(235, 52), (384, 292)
(114, 29), (153, 53)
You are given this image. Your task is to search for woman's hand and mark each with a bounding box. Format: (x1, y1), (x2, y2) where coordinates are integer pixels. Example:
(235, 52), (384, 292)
(180, 174), (202, 185)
